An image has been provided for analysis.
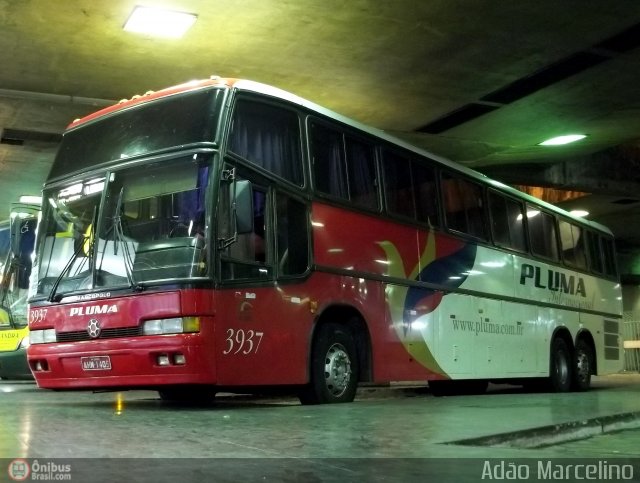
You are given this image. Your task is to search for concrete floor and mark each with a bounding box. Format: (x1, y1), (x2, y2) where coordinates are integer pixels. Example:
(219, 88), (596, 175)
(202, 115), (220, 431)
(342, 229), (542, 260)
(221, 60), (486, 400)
(1, 375), (639, 482)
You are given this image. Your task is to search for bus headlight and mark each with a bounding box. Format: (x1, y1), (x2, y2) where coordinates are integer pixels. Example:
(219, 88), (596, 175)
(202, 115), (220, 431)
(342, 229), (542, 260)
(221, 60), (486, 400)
(18, 336), (31, 349)
(30, 329), (56, 344)
(142, 317), (200, 335)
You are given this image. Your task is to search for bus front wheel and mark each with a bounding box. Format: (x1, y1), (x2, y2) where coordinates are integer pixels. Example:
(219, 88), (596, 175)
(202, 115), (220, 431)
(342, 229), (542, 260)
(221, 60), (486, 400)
(299, 323), (359, 405)
(549, 338), (572, 392)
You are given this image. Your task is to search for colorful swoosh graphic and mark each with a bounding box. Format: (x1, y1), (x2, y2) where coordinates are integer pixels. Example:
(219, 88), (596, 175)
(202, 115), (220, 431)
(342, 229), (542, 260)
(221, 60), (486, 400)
(378, 231), (477, 375)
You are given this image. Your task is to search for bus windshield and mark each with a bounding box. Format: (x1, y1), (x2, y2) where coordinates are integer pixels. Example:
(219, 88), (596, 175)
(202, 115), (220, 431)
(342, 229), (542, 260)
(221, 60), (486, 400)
(49, 87), (225, 181)
(34, 154), (211, 299)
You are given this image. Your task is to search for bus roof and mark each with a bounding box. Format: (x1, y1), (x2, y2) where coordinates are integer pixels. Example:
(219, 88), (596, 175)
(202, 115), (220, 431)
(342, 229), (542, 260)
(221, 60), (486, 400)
(66, 76), (613, 236)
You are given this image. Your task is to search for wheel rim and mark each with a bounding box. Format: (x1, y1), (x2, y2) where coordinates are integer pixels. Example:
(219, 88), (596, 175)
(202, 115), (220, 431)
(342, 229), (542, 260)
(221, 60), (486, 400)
(555, 349), (569, 385)
(575, 350), (590, 383)
(323, 342), (352, 397)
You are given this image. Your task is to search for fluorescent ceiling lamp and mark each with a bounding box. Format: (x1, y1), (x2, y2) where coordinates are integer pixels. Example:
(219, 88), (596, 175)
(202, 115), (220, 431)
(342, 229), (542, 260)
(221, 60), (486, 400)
(124, 6), (197, 38)
(570, 209), (589, 217)
(538, 134), (587, 146)
(18, 195), (42, 204)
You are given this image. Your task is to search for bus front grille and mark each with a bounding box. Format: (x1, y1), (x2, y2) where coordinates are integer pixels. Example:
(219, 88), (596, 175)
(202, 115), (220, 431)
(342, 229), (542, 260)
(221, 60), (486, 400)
(56, 327), (143, 342)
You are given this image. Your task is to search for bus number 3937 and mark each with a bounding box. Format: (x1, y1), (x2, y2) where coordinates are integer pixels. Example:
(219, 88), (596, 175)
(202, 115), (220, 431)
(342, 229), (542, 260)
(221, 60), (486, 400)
(223, 329), (264, 355)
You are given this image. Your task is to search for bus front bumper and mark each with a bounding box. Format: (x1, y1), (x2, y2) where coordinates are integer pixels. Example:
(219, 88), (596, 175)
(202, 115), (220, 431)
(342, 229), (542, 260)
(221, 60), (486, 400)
(27, 334), (216, 390)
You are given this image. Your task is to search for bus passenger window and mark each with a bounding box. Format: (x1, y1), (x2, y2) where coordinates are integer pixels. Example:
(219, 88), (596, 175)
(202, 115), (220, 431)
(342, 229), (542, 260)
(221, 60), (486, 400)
(413, 162), (439, 226)
(310, 122), (348, 200)
(602, 237), (618, 278)
(488, 191), (526, 252)
(345, 136), (378, 210)
(382, 150), (439, 226)
(586, 231), (604, 274)
(527, 207), (559, 261)
(383, 151), (415, 219)
(559, 220), (587, 269)
(276, 194), (309, 276)
(441, 172), (487, 240)
(228, 99), (303, 185)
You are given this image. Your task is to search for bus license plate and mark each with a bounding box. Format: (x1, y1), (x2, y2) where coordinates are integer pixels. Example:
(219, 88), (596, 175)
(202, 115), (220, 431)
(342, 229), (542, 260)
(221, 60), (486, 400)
(81, 356), (112, 371)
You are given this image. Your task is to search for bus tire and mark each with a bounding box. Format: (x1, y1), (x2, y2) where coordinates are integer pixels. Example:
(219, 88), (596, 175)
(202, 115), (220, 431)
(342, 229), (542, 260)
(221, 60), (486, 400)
(549, 338), (572, 392)
(299, 323), (358, 405)
(158, 385), (216, 405)
(572, 339), (593, 392)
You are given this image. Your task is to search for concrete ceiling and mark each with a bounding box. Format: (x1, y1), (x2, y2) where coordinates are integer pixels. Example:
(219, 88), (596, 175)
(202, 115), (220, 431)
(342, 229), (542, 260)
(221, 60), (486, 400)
(2, 1), (640, 269)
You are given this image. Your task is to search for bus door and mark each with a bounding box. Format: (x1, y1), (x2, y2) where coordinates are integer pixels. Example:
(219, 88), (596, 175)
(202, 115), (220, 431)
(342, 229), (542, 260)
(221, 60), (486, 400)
(215, 172), (311, 386)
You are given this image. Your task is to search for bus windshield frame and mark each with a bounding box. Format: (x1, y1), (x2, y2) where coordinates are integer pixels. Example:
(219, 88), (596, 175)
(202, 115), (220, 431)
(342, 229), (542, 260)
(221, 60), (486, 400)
(48, 87), (226, 181)
(31, 86), (228, 301)
(33, 152), (214, 301)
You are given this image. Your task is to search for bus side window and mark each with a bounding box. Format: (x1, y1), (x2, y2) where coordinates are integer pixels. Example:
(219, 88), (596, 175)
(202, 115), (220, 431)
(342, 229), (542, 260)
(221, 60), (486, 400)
(413, 161), (439, 227)
(220, 181), (272, 281)
(310, 122), (348, 200)
(559, 220), (587, 270)
(345, 135), (378, 210)
(382, 150), (415, 219)
(488, 190), (526, 252)
(527, 206), (559, 261)
(602, 237), (618, 278)
(276, 193), (309, 276)
(441, 171), (487, 240)
(228, 99), (303, 185)
(586, 231), (604, 274)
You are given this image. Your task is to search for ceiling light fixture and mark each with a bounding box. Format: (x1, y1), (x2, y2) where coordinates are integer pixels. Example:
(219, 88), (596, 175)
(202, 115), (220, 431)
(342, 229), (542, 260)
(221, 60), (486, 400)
(123, 6), (197, 38)
(18, 195), (42, 204)
(569, 209), (589, 217)
(538, 134), (587, 146)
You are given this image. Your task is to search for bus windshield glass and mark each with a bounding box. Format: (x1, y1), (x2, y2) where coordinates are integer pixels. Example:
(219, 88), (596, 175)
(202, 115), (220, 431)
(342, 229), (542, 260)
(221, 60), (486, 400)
(49, 87), (225, 181)
(34, 154), (210, 299)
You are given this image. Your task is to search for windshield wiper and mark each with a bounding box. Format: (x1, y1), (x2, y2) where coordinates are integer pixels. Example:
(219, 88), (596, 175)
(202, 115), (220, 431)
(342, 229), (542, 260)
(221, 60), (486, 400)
(47, 224), (94, 303)
(98, 187), (142, 292)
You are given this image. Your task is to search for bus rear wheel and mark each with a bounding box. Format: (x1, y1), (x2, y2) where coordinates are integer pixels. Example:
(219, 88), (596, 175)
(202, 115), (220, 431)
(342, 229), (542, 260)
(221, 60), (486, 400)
(549, 338), (572, 392)
(572, 339), (593, 391)
(299, 323), (359, 405)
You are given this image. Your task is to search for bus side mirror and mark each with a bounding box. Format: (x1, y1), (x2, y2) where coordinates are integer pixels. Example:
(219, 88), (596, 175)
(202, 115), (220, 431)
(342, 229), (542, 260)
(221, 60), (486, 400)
(234, 180), (253, 235)
(218, 178), (254, 250)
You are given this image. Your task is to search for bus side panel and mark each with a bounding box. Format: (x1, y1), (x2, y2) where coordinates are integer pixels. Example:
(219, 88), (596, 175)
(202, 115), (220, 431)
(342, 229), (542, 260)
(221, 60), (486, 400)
(311, 203), (474, 381)
(580, 313), (624, 376)
(213, 271), (443, 386)
(214, 284), (312, 386)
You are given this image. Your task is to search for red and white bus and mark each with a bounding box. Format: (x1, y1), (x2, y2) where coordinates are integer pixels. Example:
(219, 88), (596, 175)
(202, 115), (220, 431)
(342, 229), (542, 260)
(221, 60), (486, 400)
(27, 77), (623, 403)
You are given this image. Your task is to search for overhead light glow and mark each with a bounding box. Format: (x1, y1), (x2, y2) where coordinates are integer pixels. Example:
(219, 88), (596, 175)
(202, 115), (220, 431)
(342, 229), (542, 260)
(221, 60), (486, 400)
(517, 210), (540, 221)
(570, 209), (589, 217)
(19, 195), (42, 204)
(124, 7), (197, 38)
(539, 134), (587, 146)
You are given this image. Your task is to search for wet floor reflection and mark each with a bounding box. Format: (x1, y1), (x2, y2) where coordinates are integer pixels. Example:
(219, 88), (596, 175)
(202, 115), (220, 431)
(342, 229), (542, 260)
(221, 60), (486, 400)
(0, 376), (638, 459)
